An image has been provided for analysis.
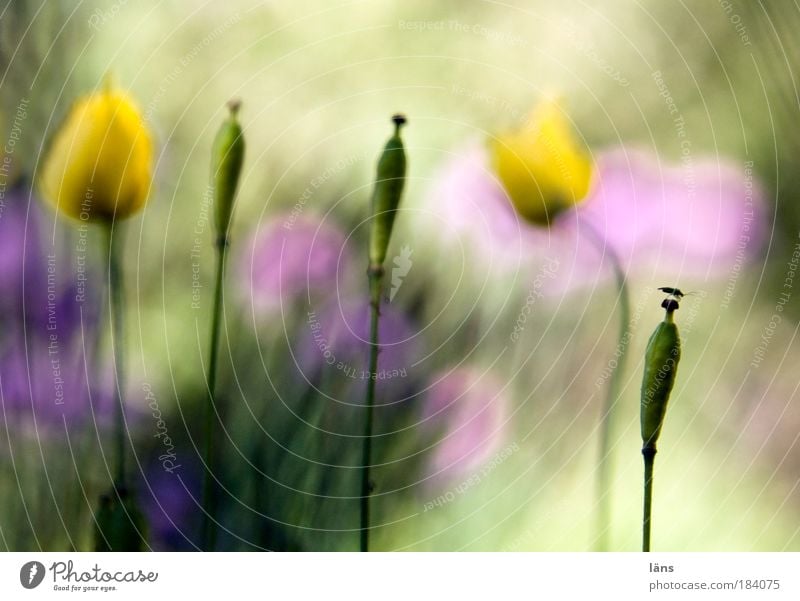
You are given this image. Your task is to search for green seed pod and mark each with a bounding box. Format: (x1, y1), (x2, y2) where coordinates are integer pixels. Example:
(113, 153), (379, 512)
(640, 300), (681, 450)
(368, 114), (407, 267)
(211, 99), (245, 240)
(93, 486), (147, 551)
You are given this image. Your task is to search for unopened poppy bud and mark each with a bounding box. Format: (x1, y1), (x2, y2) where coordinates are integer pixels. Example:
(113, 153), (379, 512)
(490, 98), (592, 227)
(211, 99), (245, 241)
(93, 487), (147, 551)
(40, 82), (153, 222)
(368, 114), (407, 267)
(640, 301), (681, 450)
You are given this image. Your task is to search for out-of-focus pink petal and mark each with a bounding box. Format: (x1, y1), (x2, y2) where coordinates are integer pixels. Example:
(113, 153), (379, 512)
(429, 144), (610, 295)
(432, 144), (535, 264)
(239, 212), (352, 316)
(421, 366), (508, 482)
(428, 143), (767, 291)
(579, 148), (767, 278)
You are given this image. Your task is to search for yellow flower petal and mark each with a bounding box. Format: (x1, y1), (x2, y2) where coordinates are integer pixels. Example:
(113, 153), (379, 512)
(40, 86), (153, 222)
(490, 98), (592, 226)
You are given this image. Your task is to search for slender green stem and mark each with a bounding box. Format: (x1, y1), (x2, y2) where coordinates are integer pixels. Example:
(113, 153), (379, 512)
(642, 446), (656, 552)
(595, 259), (629, 550)
(71, 253), (109, 550)
(201, 234), (228, 551)
(582, 220), (630, 551)
(360, 264), (383, 552)
(105, 224), (127, 487)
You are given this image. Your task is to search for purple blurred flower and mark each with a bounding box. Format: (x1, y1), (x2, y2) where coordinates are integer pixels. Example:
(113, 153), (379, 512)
(295, 299), (421, 403)
(0, 186), (44, 316)
(0, 333), (105, 427)
(238, 213), (353, 316)
(142, 462), (201, 551)
(0, 186), (107, 427)
(421, 367), (508, 482)
(430, 143), (766, 291)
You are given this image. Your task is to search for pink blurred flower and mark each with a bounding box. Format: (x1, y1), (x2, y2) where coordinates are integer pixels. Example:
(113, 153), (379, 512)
(582, 148), (766, 276)
(430, 143), (766, 291)
(421, 367), (508, 483)
(238, 212), (352, 316)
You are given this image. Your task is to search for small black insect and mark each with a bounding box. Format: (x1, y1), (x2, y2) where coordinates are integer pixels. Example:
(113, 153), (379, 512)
(658, 286), (687, 312)
(657, 287), (685, 298)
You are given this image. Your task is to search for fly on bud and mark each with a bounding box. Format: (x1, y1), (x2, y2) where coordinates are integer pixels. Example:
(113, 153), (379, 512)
(640, 290), (684, 551)
(640, 291), (682, 450)
(368, 114), (407, 268)
(211, 99), (245, 242)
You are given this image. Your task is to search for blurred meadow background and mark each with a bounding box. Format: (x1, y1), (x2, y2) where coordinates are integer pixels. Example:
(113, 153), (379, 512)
(0, 0), (799, 551)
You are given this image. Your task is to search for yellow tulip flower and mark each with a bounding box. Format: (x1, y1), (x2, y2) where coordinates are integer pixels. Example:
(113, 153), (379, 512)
(490, 98), (592, 226)
(40, 84), (153, 222)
